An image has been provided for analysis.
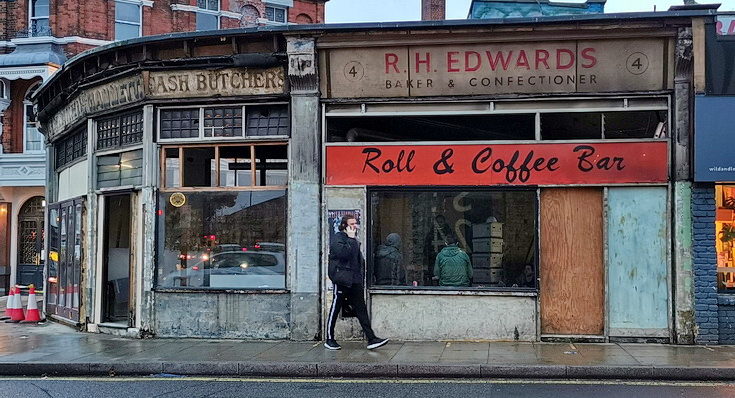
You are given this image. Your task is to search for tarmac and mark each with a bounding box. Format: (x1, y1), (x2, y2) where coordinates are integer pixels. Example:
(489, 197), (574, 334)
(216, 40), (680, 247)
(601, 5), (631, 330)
(0, 319), (734, 381)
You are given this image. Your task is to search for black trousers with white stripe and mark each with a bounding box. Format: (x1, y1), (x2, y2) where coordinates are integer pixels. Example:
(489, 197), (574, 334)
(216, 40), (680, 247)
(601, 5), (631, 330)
(326, 283), (376, 341)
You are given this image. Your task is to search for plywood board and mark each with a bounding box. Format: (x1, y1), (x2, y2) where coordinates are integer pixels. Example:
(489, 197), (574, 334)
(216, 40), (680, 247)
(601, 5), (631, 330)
(540, 188), (604, 335)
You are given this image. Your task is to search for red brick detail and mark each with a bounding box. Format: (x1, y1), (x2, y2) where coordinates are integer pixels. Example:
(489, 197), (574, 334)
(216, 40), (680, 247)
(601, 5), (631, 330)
(289, 0), (325, 24)
(421, 0), (445, 21)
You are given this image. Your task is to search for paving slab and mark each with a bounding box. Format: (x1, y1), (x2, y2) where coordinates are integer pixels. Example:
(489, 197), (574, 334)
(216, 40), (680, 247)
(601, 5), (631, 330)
(0, 320), (732, 380)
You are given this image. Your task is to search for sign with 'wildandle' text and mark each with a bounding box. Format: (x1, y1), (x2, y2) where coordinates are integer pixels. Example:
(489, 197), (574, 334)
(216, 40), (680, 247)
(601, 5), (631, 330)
(325, 142), (668, 186)
(145, 67), (286, 98)
(326, 39), (666, 98)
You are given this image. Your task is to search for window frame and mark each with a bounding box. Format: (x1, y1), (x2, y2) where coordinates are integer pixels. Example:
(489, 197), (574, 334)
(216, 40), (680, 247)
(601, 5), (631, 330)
(96, 110), (144, 151)
(196, 0), (220, 31)
(366, 186), (539, 293)
(265, 5), (287, 23)
(23, 83), (43, 154)
(114, 0), (143, 41)
(159, 142), (288, 191)
(29, 0), (50, 36)
(157, 103), (290, 142)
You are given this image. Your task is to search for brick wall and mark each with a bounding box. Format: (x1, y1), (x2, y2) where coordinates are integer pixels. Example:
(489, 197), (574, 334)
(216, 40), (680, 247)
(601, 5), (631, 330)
(421, 0), (445, 21)
(290, 0), (325, 24)
(693, 184), (718, 344)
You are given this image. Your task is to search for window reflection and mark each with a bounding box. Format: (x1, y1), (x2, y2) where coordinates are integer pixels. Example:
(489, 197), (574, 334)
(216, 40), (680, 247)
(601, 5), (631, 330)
(157, 191), (287, 289)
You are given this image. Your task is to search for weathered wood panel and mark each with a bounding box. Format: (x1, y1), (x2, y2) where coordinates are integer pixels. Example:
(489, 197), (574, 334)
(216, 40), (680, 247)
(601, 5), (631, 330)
(608, 187), (669, 336)
(540, 188), (604, 335)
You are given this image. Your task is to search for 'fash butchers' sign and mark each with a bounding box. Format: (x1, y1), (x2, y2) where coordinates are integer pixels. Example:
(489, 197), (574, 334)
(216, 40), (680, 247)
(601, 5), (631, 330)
(326, 39), (667, 98)
(145, 66), (286, 98)
(326, 142), (668, 186)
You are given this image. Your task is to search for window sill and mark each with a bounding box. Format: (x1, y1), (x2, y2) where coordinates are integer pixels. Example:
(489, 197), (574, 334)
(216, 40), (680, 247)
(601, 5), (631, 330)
(154, 288), (289, 294)
(368, 287), (537, 297)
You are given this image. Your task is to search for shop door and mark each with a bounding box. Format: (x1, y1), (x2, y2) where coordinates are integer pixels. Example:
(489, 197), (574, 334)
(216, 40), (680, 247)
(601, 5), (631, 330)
(17, 196), (45, 289)
(102, 194), (133, 325)
(607, 187), (669, 338)
(540, 188), (605, 336)
(47, 199), (83, 322)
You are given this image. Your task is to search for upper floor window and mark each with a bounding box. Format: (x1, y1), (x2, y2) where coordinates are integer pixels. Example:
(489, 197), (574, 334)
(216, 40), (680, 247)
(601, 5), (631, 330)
(24, 83), (43, 153)
(30, 0), (50, 36)
(115, 0), (142, 41)
(55, 127), (88, 170)
(97, 110), (144, 150)
(265, 6), (286, 23)
(158, 104), (289, 141)
(0, 80), (7, 100)
(196, 0), (219, 31)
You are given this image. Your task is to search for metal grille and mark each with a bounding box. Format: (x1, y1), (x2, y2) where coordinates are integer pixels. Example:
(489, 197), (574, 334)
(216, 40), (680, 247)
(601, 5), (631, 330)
(97, 111), (143, 150)
(160, 109), (200, 139)
(204, 107), (243, 137)
(246, 105), (289, 137)
(19, 220), (39, 264)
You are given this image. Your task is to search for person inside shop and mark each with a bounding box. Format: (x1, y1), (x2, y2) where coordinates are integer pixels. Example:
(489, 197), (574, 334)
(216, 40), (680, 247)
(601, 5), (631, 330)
(513, 263), (536, 288)
(424, 214), (453, 285)
(433, 234), (473, 287)
(325, 214), (389, 351)
(374, 233), (406, 286)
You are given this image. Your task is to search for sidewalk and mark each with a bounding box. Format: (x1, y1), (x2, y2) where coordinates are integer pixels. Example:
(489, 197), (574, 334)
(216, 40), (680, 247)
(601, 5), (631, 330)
(0, 321), (734, 380)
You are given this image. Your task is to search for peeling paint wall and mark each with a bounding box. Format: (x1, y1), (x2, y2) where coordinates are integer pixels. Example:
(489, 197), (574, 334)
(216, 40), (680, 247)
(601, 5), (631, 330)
(154, 292), (291, 338)
(674, 182), (695, 343)
(371, 294), (536, 341)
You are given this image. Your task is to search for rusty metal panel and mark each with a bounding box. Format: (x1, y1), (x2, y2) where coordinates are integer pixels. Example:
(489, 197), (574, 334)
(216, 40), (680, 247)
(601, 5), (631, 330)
(607, 186), (669, 337)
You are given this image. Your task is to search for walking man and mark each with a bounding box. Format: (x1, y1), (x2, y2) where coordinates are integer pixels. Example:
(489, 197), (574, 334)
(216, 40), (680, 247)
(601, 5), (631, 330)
(325, 214), (389, 350)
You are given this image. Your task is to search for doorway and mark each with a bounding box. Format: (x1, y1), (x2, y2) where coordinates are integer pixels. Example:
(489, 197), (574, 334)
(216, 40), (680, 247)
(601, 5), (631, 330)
(17, 196), (44, 289)
(102, 194), (133, 325)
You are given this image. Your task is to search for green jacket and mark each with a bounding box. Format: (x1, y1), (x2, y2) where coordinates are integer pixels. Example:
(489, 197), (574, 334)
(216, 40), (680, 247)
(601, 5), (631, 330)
(433, 244), (472, 287)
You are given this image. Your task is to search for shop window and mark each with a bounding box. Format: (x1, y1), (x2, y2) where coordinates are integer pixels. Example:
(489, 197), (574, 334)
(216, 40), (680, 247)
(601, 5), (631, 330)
(156, 190), (287, 290)
(368, 189), (537, 290)
(97, 150), (143, 189)
(327, 114), (535, 142)
(97, 111), (144, 150)
(47, 198), (83, 322)
(196, 0), (219, 31)
(717, 185), (735, 292)
(265, 5), (287, 23)
(115, 0), (142, 41)
(162, 144), (288, 188)
(55, 127), (87, 170)
(541, 113), (602, 140)
(603, 111), (667, 139)
(159, 105), (289, 140)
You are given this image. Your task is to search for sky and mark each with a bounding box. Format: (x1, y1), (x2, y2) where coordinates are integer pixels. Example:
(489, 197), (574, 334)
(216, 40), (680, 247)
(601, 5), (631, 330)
(325, 0), (735, 23)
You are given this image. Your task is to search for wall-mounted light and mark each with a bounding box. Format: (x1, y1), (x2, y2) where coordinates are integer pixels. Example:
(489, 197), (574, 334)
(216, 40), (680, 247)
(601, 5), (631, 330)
(41, 200), (46, 207)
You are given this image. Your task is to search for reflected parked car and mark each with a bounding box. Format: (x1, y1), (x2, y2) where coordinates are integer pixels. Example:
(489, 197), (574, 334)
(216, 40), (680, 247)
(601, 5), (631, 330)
(162, 250), (285, 289)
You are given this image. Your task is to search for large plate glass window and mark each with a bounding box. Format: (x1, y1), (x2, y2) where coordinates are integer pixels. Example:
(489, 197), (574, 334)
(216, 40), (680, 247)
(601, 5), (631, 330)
(369, 189), (537, 290)
(157, 143), (288, 290)
(47, 198), (83, 322)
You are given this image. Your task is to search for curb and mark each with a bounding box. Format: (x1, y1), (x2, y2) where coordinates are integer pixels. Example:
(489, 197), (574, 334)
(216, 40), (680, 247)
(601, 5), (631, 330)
(1, 362), (734, 381)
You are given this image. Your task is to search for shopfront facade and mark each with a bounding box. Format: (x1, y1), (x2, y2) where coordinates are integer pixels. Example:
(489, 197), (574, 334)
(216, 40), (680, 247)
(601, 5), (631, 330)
(692, 11), (735, 344)
(319, 14), (701, 343)
(35, 31), (322, 338)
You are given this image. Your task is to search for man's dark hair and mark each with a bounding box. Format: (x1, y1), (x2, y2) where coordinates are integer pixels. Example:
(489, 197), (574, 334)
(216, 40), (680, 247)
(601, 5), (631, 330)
(339, 214), (355, 231)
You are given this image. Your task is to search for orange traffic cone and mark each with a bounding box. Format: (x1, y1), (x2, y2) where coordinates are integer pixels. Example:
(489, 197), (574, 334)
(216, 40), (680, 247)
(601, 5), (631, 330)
(22, 284), (41, 323)
(1, 287), (14, 320)
(6, 286), (24, 323)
